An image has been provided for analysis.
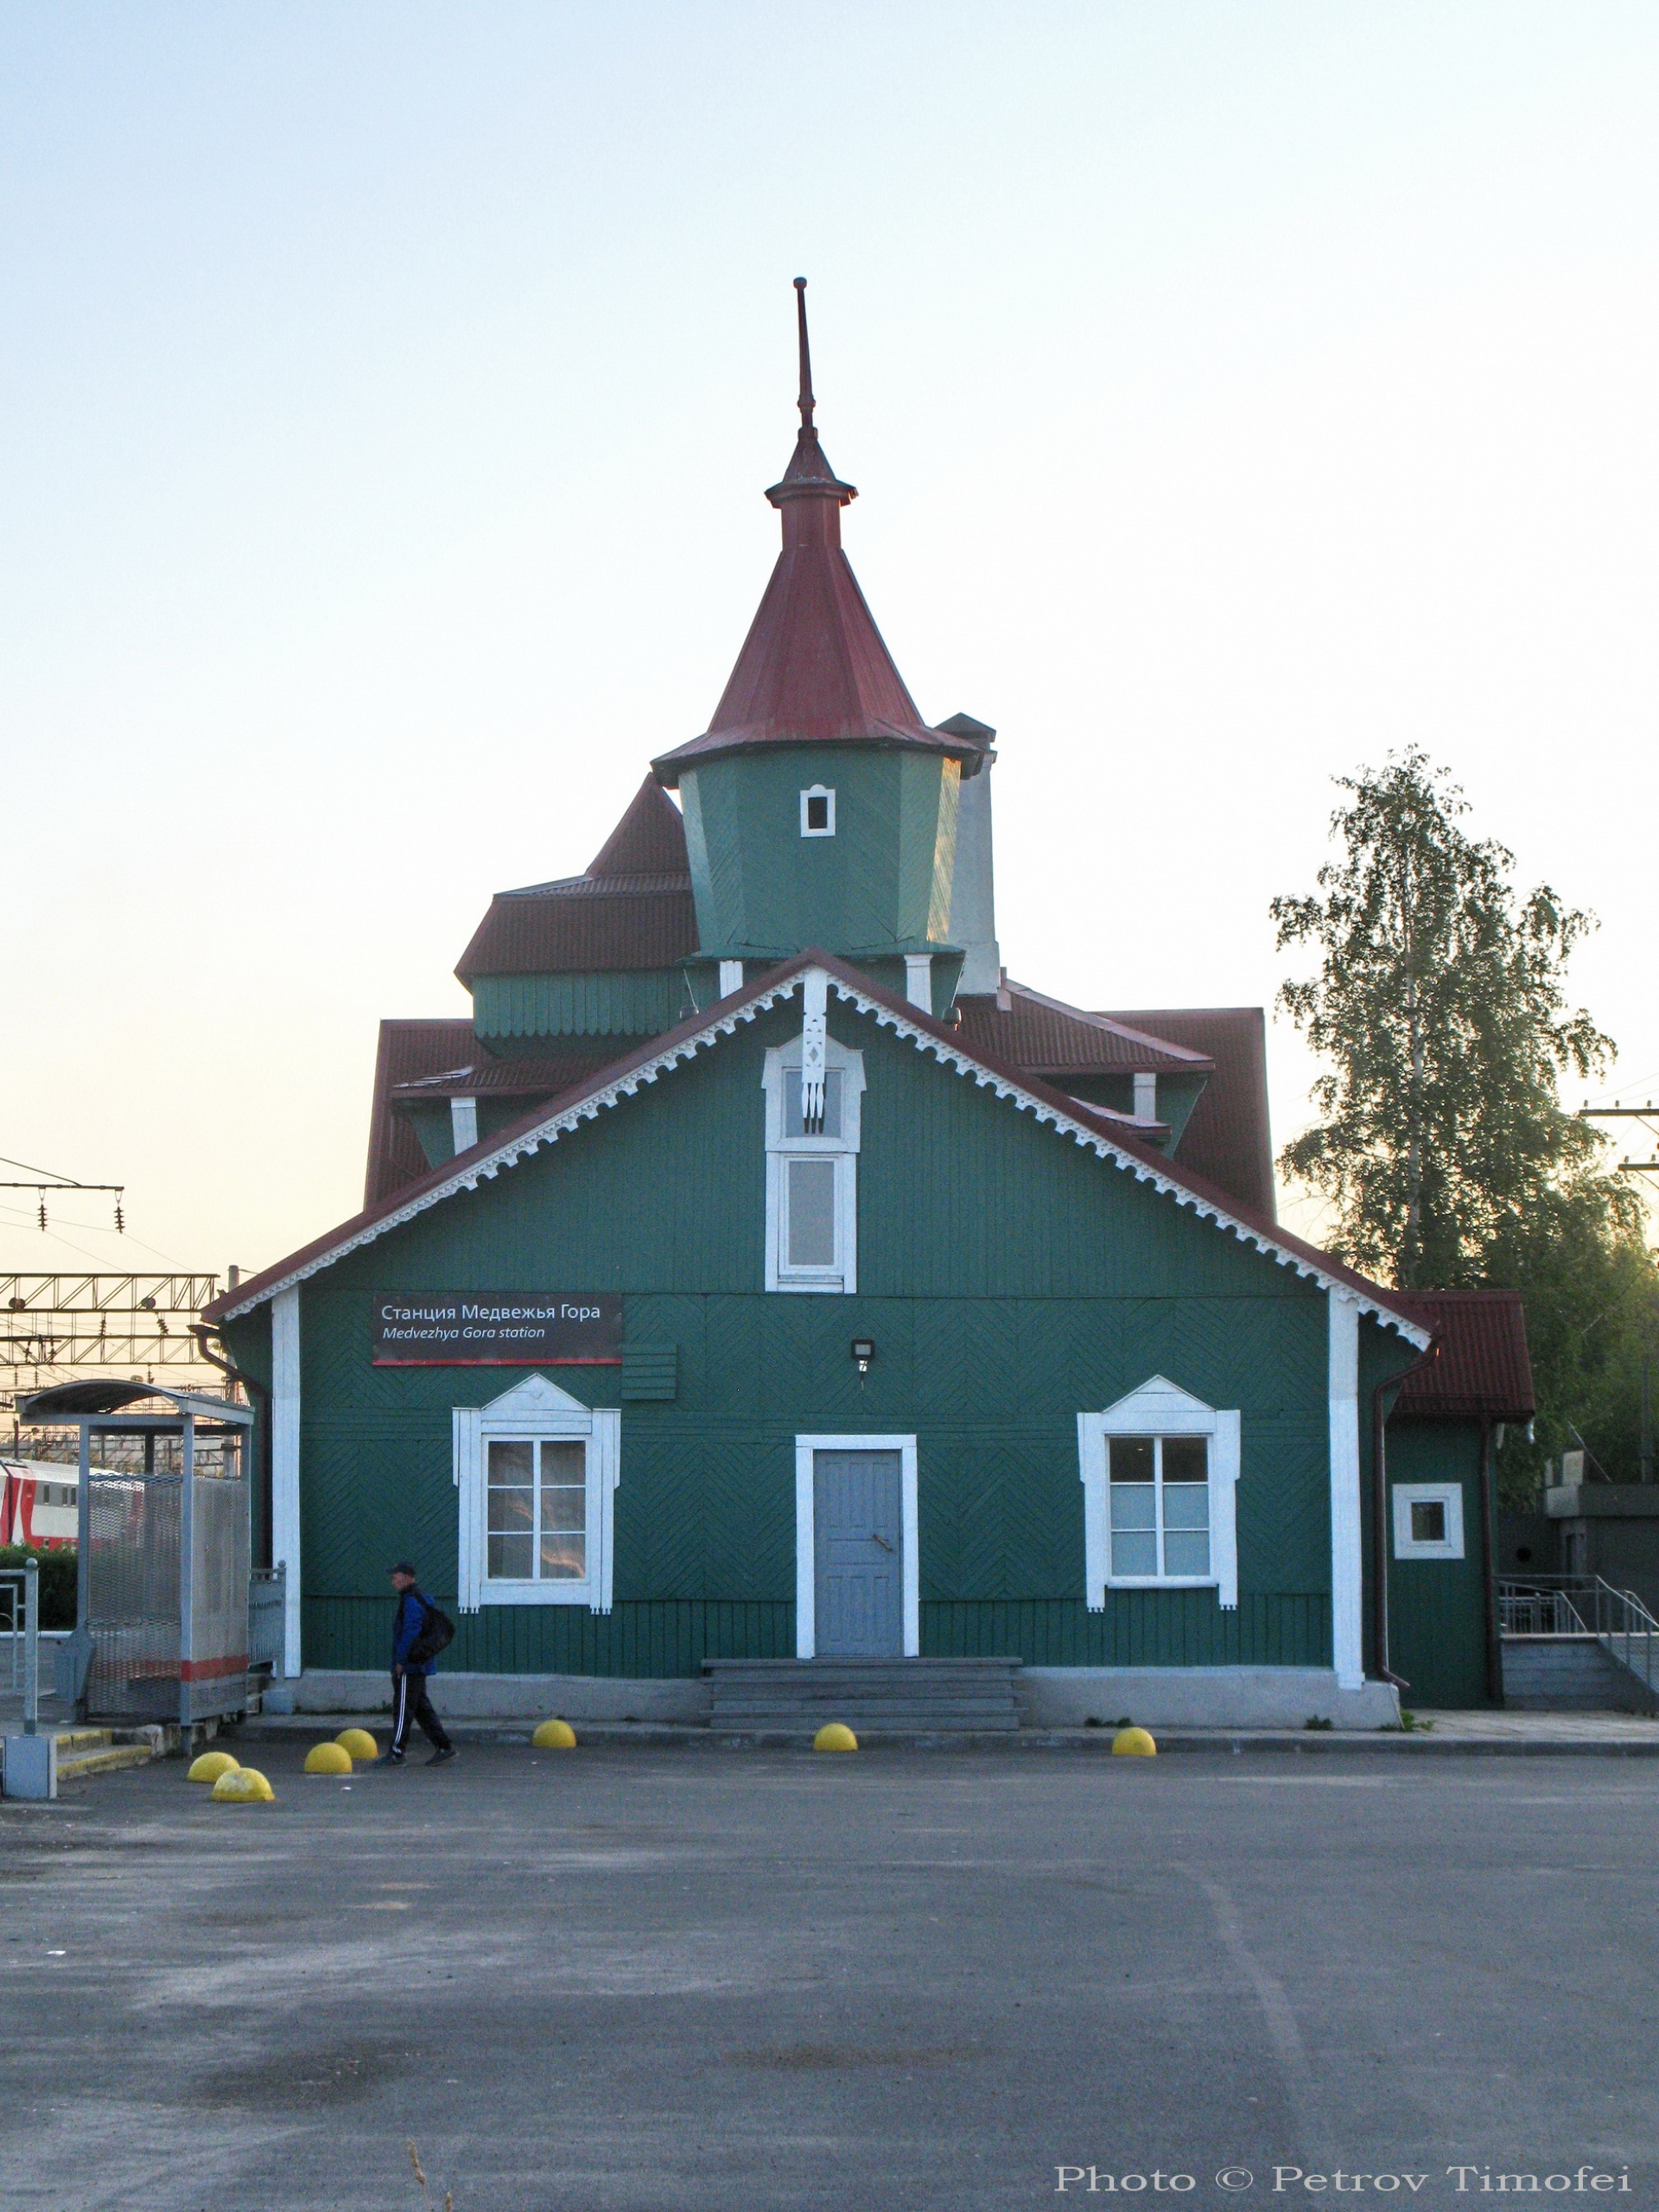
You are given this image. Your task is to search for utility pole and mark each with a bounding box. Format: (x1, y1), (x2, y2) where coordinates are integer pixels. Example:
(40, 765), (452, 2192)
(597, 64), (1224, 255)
(1579, 1101), (1659, 1181)
(1643, 1352), (1654, 1486)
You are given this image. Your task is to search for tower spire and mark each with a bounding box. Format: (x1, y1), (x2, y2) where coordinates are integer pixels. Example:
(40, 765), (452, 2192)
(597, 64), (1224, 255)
(653, 276), (975, 782)
(794, 276), (815, 439)
(766, 276), (855, 519)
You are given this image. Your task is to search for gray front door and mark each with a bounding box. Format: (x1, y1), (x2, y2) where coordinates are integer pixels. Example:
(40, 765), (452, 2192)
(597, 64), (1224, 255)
(813, 1450), (903, 1656)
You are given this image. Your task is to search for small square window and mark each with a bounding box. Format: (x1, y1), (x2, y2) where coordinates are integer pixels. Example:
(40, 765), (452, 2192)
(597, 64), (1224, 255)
(1409, 1499), (1446, 1545)
(1392, 1483), (1465, 1560)
(800, 785), (836, 836)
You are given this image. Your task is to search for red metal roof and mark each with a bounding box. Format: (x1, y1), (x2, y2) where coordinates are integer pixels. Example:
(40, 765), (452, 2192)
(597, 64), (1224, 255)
(455, 777), (698, 981)
(363, 1020), (475, 1209)
(584, 776), (691, 876)
(1105, 1007), (1275, 1222)
(390, 1053), (621, 1102)
(956, 985), (1213, 1077)
(211, 947), (1429, 1345)
(652, 288), (970, 785)
(1390, 1290), (1535, 1421)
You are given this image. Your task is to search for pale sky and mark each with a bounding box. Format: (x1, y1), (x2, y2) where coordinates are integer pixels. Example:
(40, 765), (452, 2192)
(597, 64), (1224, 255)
(3, 2), (1656, 1287)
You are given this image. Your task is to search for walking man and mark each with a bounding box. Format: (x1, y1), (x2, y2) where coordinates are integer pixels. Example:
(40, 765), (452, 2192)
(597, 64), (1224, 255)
(381, 1561), (456, 1766)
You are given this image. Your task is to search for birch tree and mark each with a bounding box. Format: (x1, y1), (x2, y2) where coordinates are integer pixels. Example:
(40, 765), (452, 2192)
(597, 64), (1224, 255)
(1271, 751), (1611, 1288)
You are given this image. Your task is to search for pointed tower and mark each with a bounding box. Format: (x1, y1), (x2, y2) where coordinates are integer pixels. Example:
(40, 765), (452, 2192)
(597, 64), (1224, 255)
(654, 281), (982, 1014)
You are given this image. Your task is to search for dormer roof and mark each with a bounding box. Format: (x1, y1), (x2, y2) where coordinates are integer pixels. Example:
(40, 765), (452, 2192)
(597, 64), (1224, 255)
(455, 775), (696, 982)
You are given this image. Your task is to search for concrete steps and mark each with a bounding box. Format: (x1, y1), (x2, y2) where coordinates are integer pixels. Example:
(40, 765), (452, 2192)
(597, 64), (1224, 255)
(54, 1726), (159, 1782)
(704, 1656), (1023, 1732)
(1501, 1637), (1658, 1714)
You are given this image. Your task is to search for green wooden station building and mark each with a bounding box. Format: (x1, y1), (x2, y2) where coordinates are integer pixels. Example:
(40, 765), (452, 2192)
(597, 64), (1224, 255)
(206, 289), (1532, 1726)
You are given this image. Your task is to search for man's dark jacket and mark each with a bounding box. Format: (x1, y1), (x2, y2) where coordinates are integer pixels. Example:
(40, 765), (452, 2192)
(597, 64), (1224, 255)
(392, 1588), (440, 1675)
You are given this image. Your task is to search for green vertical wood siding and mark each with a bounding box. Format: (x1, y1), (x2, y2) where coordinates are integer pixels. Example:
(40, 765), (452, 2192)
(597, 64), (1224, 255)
(249, 990), (1429, 1678)
(1386, 1420), (1492, 1708)
(470, 970), (687, 1039)
(680, 748), (959, 957)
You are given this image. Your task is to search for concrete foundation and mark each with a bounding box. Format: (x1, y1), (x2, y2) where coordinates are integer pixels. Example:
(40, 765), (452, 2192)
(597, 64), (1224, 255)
(261, 1669), (713, 1723)
(1016, 1665), (1402, 1731)
(263, 1663), (1401, 1730)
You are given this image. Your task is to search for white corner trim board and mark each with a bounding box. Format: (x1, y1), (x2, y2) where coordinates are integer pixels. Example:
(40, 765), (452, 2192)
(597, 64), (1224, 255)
(1077, 1376), (1240, 1610)
(1327, 1292), (1364, 1690)
(270, 1285), (302, 1678)
(449, 1096), (479, 1154)
(453, 1372), (620, 1615)
(794, 1433), (919, 1659)
(218, 966), (1428, 1349)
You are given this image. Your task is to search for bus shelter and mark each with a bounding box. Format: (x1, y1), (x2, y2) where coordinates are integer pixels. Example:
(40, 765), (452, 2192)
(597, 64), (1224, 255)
(19, 1381), (256, 1727)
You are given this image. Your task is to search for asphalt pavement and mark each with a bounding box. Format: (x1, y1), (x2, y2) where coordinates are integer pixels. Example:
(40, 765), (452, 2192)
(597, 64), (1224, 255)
(3, 1740), (1654, 2211)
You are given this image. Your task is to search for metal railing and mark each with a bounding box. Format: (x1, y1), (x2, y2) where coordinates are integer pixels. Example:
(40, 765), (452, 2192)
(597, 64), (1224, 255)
(1499, 1574), (1659, 1699)
(0, 1561), (41, 1725)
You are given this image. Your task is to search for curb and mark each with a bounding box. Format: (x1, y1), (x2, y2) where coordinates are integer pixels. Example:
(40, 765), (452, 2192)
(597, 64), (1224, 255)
(227, 1715), (1659, 1758)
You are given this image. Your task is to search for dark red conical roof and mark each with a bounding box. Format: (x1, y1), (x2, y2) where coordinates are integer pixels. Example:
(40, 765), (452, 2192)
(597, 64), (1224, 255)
(653, 281), (973, 786)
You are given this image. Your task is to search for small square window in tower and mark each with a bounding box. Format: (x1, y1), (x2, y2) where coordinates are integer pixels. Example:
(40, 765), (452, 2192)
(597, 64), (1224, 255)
(800, 785), (836, 837)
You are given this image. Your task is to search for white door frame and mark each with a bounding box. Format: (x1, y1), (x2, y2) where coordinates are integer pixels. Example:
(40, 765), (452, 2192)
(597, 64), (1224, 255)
(794, 1433), (918, 1659)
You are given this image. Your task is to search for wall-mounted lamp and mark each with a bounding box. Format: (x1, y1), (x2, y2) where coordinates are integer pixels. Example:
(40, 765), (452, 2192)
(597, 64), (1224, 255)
(850, 1337), (875, 1376)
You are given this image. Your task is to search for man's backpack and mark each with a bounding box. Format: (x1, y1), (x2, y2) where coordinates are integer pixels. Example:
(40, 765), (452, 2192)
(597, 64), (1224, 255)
(407, 1594), (455, 1669)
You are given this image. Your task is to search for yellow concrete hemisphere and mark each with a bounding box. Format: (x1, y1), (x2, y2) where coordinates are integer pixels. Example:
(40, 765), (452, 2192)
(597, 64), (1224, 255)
(212, 1765), (275, 1802)
(335, 1728), (378, 1763)
(187, 1750), (239, 1784)
(304, 1741), (353, 1776)
(1112, 1726), (1157, 1757)
(813, 1722), (859, 1752)
(532, 1719), (577, 1749)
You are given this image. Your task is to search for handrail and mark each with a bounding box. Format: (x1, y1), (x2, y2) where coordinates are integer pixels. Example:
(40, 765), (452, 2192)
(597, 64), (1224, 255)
(1499, 1573), (1659, 1694)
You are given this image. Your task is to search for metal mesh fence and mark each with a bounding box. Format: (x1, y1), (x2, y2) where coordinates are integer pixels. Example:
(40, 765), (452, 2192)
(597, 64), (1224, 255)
(187, 1465), (250, 1721)
(86, 1473), (181, 1720)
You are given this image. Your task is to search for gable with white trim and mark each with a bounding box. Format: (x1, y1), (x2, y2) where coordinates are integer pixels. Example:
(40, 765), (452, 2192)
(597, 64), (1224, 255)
(215, 963), (1427, 1347)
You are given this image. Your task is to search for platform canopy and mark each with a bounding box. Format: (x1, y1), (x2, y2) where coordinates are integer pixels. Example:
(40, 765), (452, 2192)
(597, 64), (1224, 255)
(18, 1379), (254, 1427)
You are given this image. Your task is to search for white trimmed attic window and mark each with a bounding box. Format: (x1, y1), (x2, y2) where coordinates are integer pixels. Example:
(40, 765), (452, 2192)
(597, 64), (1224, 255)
(1392, 1483), (1465, 1560)
(800, 785), (836, 837)
(1077, 1376), (1240, 1609)
(761, 1036), (865, 1294)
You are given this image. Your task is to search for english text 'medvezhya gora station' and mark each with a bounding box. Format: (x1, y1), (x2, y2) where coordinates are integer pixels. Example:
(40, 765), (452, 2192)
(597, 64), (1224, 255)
(204, 288), (1533, 1728)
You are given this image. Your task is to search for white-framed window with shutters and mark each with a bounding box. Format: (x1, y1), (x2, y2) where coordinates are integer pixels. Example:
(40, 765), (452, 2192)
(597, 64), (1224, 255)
(453, 1373), (620, 1612)
(761, 1035), (866, 1294)
(1077, 1376), (1241, 1609)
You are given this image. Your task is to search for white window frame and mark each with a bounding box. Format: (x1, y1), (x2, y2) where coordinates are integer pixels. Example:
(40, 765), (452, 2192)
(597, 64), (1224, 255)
(454, 1372), (620, 1612)
(794, 1433), (919, 1659)
(1392, 1481), (1465, 1561)
(1077, 1375), (1240, 1609)
(761, 1036), (865, 1294)
(799, 784), (836, 836)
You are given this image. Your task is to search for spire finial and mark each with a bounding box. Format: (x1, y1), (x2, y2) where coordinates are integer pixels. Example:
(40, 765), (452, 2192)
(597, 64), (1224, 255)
(794, 276), (815, 437)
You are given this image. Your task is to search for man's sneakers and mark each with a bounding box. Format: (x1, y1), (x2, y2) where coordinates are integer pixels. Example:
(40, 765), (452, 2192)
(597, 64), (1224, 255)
(373, 1751), (405, 1767)
(426, 1745), (458, 1767)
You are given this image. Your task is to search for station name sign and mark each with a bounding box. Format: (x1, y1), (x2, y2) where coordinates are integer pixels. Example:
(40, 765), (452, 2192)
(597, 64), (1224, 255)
(372, 1294), (621, 1367)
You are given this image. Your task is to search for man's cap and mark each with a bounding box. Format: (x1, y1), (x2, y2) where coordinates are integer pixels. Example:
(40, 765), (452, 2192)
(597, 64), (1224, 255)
(389, 1560), (417, 1577)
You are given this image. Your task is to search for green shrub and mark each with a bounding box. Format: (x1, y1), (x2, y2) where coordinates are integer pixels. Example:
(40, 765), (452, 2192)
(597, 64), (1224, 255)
(0, 1545), (78, 1630)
